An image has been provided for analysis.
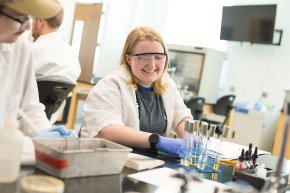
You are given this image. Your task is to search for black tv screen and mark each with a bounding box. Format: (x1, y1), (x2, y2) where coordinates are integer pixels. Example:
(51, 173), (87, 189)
(220, 4), (277, 44)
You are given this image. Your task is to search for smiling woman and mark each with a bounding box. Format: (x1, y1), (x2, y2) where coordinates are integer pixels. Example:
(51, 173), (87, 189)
(121, 27), (169, 94)
(126, 40), (167, 89)
(81, 26), (192, 157)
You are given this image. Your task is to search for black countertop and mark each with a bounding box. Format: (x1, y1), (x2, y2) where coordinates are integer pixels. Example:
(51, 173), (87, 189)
(0, 149), (287, 193)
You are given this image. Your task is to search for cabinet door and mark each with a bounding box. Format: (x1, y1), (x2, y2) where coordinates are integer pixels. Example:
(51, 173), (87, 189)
(230, 111), (264, 149)
(71, 3), (103, 83)
(272, 113), (290, 159)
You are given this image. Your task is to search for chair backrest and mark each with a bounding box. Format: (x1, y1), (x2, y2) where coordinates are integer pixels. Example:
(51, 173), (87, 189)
(37, 81), (76, 120)
(185, 97), (205, 120)
(213, 95), (236, 116)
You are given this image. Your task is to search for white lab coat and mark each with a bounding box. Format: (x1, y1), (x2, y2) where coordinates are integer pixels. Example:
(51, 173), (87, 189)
(0, 37), (51, 136)
(31, 32), (81, 84)
(82, 67), (192, 138)
(31, 32), (81, 123)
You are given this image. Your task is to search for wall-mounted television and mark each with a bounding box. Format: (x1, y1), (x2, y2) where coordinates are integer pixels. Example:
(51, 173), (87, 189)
(220, 4), (277, 44)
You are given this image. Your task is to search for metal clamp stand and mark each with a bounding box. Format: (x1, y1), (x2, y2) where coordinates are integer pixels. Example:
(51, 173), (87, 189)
(260, 90), (290, 193)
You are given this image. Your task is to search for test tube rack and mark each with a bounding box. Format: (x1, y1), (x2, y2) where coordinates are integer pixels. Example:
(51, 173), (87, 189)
(178, 146), (222, 173)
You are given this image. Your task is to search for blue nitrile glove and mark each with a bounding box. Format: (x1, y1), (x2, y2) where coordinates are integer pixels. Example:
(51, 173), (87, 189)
(36, 126), (78, 138)
(155, 136), (185, 156)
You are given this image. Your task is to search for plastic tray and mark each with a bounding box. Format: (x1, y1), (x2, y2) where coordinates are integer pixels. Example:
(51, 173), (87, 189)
(33, 138), (132, 178)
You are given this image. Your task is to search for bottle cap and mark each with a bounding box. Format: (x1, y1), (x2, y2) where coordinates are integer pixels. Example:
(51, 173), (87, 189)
(252, 147), (258, 159)
(21, 175), (64, 193)
(239, 149), (245, 161)
(184, 119), (190, 132)
(222, 125), (230, 138)
(193, 120), (200, 133)
(248, 143), (253, 158)
(200, 122), (208, 136)
(209, 124), (216, 137)
(188, 120), (195, 133)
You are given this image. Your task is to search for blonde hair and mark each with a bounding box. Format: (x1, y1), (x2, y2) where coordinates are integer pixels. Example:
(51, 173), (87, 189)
(120, 26), (169, 95)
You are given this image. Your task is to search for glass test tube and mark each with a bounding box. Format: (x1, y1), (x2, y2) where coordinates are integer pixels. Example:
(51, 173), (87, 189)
(214, 125), (230, 169)
(192, 120), (201, 165)
(200, 124), (216, 170)
(198, 122), (208, 169)
(181, 119), (191, 166)
(187, 120), (195, 165)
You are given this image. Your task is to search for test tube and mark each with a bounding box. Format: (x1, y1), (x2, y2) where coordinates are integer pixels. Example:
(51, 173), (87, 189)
(191, 120), (200, 165)
(195, 120), (206, 165)
(206, 125), (216, 156)
(202, 125), (216, 156)
(181, 119), (191, 166)
(198, 122), (209, 170)
(214, 125), (230, 158)
(199, 122), (208, 153)
(214, 125), (230, 171)
(187, 120), (195, 165)
(194, 120), (201, 148)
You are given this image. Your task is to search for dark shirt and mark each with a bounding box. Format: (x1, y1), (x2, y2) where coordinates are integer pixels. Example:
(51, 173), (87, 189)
(135, 85), (167, 135)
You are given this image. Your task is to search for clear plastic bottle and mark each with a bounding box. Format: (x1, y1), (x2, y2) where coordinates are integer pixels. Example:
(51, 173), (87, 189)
(0, 119), (24, 183)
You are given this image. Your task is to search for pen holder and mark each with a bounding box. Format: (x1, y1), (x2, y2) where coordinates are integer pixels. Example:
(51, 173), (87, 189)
(178, 146), (222, 173)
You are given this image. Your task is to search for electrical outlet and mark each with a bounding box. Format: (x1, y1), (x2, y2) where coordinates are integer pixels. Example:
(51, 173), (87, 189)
(261, 92), (268, 98)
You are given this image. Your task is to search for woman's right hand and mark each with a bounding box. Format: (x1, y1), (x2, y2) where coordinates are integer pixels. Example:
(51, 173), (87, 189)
(155, 136), (185, 156)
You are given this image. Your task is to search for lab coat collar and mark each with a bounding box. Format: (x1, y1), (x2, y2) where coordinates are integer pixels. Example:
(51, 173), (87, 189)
(119, 66), (131, 80)
(0, 43), (13, 70)
(0, 43), (13, 53)
(34, 32), (62, 42)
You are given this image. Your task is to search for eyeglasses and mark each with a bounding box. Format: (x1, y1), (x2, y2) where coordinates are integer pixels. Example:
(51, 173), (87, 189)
(129, 52), (167, 63)
(0, 11), (31, 31)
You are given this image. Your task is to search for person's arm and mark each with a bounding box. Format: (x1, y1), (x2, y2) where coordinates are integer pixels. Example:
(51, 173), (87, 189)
(17, 39), (51, 136)
(175, 116), (192, 138)
(97, 124), (151, 149)
(97, 124), (185, 156)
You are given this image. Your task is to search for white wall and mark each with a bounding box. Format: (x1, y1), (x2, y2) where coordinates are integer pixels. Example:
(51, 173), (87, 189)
(94, 0), (171, 77)
(58, 0), (76, 42)
(58, 0), (290, 110)
(164, 0), (227, 51)
(219, 0), (290, 109)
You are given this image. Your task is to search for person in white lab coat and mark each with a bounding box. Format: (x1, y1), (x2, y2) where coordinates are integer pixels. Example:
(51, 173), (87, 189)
(0, 0), (76, 138)
(82, 26), (192, 156)
(30, 2), (81, 123)
(31, 2), (81, 84)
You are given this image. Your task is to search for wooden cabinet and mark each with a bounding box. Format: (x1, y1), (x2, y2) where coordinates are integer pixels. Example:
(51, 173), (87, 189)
(272, 113), (290, 159)
(71, 3), (103, 83)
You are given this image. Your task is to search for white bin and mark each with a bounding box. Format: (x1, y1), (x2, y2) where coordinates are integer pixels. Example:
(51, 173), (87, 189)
(33, 138), (132, 178)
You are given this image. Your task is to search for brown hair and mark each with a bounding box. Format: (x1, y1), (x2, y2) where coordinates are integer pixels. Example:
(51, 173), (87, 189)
(45, 1), (63, 28)
(120, 26), (169, 95)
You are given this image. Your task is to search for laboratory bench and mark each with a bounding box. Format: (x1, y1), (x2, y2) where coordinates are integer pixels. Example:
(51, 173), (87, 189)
(0, 150), (288, 193)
